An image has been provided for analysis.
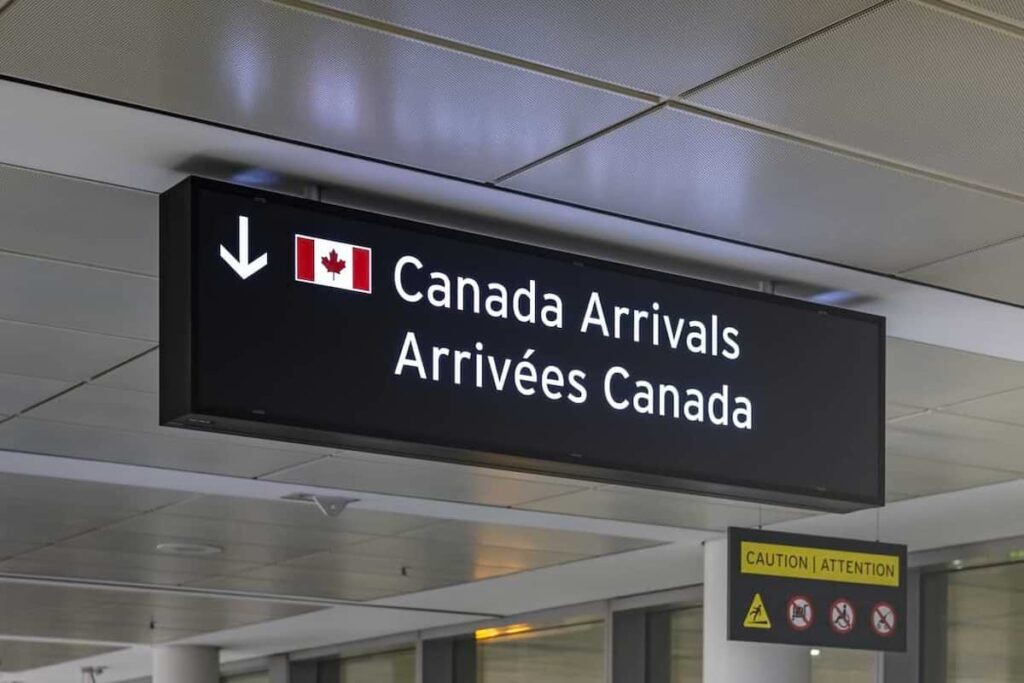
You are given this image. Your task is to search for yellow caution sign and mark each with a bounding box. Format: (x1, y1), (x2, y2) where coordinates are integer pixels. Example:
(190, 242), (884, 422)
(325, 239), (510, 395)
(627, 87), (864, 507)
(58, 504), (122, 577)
(740, 541), (900, 587)
(743, 593), (772, 629)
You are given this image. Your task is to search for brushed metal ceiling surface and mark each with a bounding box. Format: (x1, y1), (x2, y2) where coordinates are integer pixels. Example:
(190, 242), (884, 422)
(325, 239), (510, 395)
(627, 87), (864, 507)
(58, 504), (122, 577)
(0, 640), (119, 674)
(321, 0), (878, 94)
(0, 582), (316, 644)
(687, 0), (1024, 200)
(504, 106), (1024, 273)
(0, 164), (157, 276)
(0, 319), (151, 384)
(0, 0), (647, 181)
(906, 237), (1024, 306)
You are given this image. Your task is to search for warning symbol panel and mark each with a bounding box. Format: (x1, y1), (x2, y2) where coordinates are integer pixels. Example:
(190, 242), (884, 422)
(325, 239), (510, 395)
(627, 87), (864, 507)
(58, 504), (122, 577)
(728, 528), (907, 652)
(871, 602), (897, 637)
(787, 595), (814, 632)
(743, 593), (772, 630)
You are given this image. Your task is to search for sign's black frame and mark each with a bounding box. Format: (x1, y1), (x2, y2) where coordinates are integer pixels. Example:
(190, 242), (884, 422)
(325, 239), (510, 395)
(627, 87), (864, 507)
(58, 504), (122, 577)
(160, 176), (886, 512)
(727, 528), (908, 652)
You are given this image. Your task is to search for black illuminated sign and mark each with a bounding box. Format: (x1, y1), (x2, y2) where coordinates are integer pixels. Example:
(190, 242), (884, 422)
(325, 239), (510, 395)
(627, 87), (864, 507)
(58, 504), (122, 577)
(728, 528), (907, 651)
(160, 177), (885, 511)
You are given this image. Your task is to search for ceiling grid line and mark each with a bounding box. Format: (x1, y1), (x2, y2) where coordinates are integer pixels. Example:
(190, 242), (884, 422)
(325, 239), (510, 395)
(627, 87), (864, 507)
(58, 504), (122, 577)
(674, 0), (898, 99)
(265, 0), (660, 102)
(0, 346), (159, 426)
(917, 0), (1024, 37)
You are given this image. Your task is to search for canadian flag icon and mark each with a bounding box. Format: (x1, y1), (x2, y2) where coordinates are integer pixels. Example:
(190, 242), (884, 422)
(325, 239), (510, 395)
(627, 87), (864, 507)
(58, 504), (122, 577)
(294, 234), (372, 293)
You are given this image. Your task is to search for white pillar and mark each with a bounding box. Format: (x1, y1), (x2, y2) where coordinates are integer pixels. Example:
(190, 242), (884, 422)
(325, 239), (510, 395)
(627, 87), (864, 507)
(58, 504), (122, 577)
(153, 645), (220, 683)
(703, 538), (811, 683)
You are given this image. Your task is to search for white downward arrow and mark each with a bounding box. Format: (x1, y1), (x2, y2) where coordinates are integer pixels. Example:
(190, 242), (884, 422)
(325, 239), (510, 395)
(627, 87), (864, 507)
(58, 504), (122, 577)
(220, 216), (268, 279)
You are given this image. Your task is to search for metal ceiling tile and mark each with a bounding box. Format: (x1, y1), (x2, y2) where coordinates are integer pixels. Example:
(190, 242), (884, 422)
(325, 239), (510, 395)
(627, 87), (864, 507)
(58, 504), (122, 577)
(321, 0), (876, 95)
(401, 520), (656, 556)
(0, 500), (139, 546)
(886, 453), (1019, 500)
(0, 417), (321, 477)
(266, 453), (587, 507)
(504, 107), (1024, 273)
(0, 559), (205, 587)
(112, 512), (374, 552)
(0, 0), (647, 182)
(0, 164), (157, 275)
(281, 549), (516, 582)
(3, 545), (260, 578)
(887, 338), (1024, 408)
(886, 402), (924, 420)
(945, 387), (1024, 428)
(953, 0), (1024, 25)
(0, 472), (188, 512)
(92, 350), (159, 393)
(0, 583), (316, 644)
(165, 495), (431, 536)
(0, 319), (152, 382)
(888, 412), (1024, 473)
(0, 254), (157, 340)
(63, 528), (320, 566)
(206, 563), (452, 601)
(29, 384), (162, 433)
(0, 372), (71, 415)
(687, 0), (1024, 198)
(0, 640), (119, 674)
(520, 488), (810, 530)
(343, 535), (589, 571)
(905, 238), (1024, 306)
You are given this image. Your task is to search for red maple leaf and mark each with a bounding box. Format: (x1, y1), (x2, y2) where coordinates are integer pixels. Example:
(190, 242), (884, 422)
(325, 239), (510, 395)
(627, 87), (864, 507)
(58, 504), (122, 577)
(321, 249), (346, 278)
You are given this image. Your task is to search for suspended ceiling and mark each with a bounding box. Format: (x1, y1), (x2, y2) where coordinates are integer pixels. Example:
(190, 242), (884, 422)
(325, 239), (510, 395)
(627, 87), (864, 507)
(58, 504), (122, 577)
(3, 0), (1024, 679)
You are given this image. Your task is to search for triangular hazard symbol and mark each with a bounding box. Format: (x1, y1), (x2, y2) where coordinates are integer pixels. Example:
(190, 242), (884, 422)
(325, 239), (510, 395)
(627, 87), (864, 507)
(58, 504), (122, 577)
(743, 593), (772, 629)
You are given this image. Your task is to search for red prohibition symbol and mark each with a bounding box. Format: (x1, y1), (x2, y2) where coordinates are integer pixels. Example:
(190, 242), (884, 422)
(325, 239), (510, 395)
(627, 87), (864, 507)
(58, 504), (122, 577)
(871, 602), (897, 637)
(787, 595), (814, 632)
(830, 598), (856, 635)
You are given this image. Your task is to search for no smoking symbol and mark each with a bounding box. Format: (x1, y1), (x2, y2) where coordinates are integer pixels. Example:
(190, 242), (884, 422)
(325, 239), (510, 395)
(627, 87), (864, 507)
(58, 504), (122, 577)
(787, 595), (814, 632)
(871, 602), (897, 637)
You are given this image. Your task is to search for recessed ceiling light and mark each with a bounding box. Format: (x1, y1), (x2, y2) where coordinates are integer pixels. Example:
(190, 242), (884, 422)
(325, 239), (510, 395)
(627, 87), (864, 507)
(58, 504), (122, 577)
(155, 542), (223, 556)
(951, 559), (964, 569)
(810, 648), (822, 657)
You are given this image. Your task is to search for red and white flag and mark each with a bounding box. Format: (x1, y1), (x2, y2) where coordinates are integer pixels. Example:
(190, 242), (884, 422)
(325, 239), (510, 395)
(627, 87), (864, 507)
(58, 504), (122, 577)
(294, 234), (372, 293)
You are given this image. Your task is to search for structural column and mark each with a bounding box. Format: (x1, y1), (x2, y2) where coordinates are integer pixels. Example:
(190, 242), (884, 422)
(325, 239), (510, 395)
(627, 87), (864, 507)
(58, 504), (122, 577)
(153, 645), (220, 683)
(702, 538), (810, 683)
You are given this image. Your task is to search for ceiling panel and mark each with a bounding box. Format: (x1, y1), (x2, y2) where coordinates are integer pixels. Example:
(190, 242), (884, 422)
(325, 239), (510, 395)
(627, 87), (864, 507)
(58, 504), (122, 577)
(887, 338), (1024, 408)
(953, 0), (1024, 25)
(286, 548), (526, 581)
(0, 372), (71, 415)
(322, 0), (876, 95)
(885, 453), (1019, 500)
(0, 417), (321, 477)
(905, 238), (1024, 306)
(519, 486), (809, 530)
(111, 512), (375, 554)
(345, 536), (589, 571)
(164, 495), (431, 537)
(30, 383), (170, 433)
(947, 387), (1024, 427)
(92, 349), (159, 393)
(62, 527), (322, 566)
(0, 472), (189, 514)
(0, 0), (647, 182)
(687, 0), (1024, 199)
(887, 402), (924, 420)
(0, 319), (152, 382)
(0, 164), (157, 275)
(0, 640), (119, 674)
(0, 582), (316, 644)
(888, 411), (1024, 473)
(0, 253), (157, 340)
(503, 106), (1024, 273)
(0, 545), (259, 580)
(401, 520), (655, 556)
(266, 452), (587, 507)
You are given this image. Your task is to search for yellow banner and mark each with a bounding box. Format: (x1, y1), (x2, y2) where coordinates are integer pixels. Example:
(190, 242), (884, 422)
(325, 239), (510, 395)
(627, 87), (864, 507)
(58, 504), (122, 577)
(740, 541), (900, 587)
